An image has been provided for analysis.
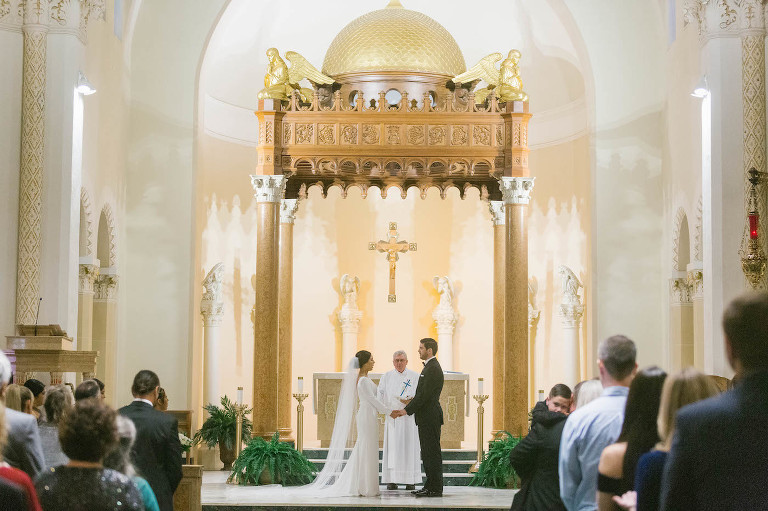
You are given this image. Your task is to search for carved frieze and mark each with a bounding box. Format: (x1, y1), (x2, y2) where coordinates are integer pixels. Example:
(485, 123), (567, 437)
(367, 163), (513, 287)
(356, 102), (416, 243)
(451, 125), (467, 145)
(341, 124), (357, 144)
(362, 124), (379, 144)
(386, 125), (401, 145)
(318, 124), (335, 145)
(265, 121), (274, 144)
(428, 125), (446, 145)
(283, 124), (292, 145)
(473, 125), (491, 146)
(296, 124), (313, 144)
(407, 125), (424, 145)
(496, 125), (503, 146)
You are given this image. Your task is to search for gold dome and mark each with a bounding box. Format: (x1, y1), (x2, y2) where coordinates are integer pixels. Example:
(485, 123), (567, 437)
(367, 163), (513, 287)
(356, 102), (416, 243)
(322, 1), (466, 77)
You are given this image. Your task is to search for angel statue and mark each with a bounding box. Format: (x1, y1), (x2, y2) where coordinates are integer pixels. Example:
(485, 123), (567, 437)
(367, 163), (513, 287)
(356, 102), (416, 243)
(432, 276), (454, 309)
(557, 265), (583, 305)
(340, 274), (361, 310)
(452, 49), (529, 104)
(257, 48), (335, 102)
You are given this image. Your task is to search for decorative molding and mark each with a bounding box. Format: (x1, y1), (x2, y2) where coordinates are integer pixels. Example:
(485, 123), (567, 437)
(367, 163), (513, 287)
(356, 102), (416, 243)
(670, 277), (692, 304)
(694, 196), (703, 261)
(672, 207), (688, 271)
(684, 0), (766, 37)
(250, 175), (286, 203)
(80, 187), (94, 256)
(559, 303), (584, 328)
(94, 272), (118, 300)
(279, 198), (299, 224)
(498, 176), (535, 205)
(78, 263), (99, 293)
(201, 263), (224, 325)
(687, 268), (704, 300)
(100, 203), (117, 268)
(488, 200), (505, 226)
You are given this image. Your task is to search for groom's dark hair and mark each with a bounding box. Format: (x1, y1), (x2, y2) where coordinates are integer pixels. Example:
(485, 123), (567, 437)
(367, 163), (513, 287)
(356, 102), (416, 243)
(420, 338), (438, 355)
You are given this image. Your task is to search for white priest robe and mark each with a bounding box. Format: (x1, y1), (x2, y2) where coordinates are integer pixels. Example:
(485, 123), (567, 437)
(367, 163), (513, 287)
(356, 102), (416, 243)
(377, 367), (421, 484)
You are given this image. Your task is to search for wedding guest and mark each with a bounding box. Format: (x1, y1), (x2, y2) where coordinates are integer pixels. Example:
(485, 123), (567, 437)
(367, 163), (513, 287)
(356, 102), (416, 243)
(23, 380), (45, 422)
(5, 384), (24, 412)
(74, 380), (101, 402)
(510, 384), (572, 511)
(153, 387), (168, 412)
(34, 400), (142, 510)
(39, 385), (72, 468)
(0, 402), (42, 511)
(574, 379), (604, 410)
(661, 292), (768, 510)
(597, 367), (667, 510)
(559, 335), (637, 511)
(626, 368), (719, 511)
(104, 416), (160, 511)
(92, 378), (106, 401)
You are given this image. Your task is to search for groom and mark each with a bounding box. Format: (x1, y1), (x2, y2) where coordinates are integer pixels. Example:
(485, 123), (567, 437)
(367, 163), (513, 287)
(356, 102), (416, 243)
(391, 338), (444, 497)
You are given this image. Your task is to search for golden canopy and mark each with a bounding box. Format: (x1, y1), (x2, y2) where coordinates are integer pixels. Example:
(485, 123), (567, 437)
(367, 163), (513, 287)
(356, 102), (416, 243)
(322, 0), (466, 78)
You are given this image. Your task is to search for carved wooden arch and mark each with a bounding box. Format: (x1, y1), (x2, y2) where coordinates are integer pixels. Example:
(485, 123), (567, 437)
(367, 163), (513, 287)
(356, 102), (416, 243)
(672, 207), (691, 271)
(79, 187), (94, 257)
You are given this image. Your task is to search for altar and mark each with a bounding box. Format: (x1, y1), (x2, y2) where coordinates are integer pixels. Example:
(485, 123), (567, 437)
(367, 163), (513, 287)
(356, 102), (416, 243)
(313, 372), (469, 449)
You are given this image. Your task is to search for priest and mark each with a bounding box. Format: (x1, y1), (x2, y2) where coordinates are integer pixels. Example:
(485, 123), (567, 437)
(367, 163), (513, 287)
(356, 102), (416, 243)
(377, 350), (421, 490)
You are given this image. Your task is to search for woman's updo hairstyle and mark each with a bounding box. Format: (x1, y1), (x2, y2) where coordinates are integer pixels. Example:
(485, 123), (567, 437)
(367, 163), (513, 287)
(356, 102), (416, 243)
(355, 350), (372, 368)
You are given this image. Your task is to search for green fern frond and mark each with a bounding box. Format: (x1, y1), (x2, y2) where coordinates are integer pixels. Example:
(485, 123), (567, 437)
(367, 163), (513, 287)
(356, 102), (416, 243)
(469, 430), (522, 489)
(229, 432), (316, 486)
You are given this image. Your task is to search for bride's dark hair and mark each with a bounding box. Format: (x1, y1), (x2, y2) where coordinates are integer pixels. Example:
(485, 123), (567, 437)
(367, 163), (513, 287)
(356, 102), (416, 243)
(355, 350), (372, 368)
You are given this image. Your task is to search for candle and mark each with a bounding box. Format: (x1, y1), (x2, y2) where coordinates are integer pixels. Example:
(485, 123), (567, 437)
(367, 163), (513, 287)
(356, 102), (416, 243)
(749, 212), (759, 239)
(237, 386), (243, 405)
(478, 377), (484, 396)
(298, 376), (304, 393)
(538, 389), (545, 402)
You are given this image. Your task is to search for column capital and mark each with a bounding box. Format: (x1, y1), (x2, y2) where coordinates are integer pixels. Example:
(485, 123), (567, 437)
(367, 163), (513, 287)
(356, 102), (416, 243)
(280, 198), (300, 224)
(560, 303), (584, 328)
(250, 175), (286, 203)
(201, 263), (224, 325)
(94, 273), (118, 300)
(498, 176), (535, 205)
(488, 200), (505, 225)
(670, 277), (692, 304)
(528, 305), (540, 328)
(78, 263), (99, 293)
(684, 0), (765, 38)
(687, 268), (704, 300)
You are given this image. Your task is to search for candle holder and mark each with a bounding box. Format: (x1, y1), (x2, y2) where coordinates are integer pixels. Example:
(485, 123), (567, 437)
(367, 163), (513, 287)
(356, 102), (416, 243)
(469, 394), (489, 473)
(293, 392), (309, 453)
(234, 402), (249, 458)
(740, 168), (767, 288)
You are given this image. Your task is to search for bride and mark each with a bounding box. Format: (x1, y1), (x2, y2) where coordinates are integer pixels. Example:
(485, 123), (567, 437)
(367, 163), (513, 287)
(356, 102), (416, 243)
(306, 350), (394, 496)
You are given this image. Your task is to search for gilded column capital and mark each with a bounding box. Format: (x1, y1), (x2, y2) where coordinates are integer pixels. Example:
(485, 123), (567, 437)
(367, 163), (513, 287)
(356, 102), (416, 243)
(250, 175), (286, 203)
(94, 273), (118, 300)
(78, 263), (99, 294)
(488, 201), (505, 225)
(670, 277), (692, 304)
(687, 268), (704, 300)
(201, 263), (224, 326)
(498, 176), (535, 205)
(684, 0), (765, 38)
(280, 198), (300, 224)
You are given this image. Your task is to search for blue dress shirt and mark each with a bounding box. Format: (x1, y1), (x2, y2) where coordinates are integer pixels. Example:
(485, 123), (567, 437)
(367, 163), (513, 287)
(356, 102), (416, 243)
(558, 386), (629, 511)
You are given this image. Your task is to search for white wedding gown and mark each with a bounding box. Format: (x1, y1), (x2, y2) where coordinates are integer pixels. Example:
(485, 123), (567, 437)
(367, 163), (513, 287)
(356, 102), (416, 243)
(328, 376), (392, 496)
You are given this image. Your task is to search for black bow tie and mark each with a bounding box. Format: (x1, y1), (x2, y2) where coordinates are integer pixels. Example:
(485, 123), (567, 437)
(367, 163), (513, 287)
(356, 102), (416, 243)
(422, 361), (426, 366)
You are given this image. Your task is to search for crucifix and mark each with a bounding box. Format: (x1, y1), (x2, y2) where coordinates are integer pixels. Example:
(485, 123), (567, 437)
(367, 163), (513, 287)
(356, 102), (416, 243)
(369, 222), (417, 302)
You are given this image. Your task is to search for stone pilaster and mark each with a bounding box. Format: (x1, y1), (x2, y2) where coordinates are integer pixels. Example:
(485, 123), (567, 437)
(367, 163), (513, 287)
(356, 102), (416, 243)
(488, 201), (505, 434)
(278, 198), (299, 442)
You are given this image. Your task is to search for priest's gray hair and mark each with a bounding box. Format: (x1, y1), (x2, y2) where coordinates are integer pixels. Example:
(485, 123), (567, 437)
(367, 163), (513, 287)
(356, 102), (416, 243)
(392, 350), (407, 360)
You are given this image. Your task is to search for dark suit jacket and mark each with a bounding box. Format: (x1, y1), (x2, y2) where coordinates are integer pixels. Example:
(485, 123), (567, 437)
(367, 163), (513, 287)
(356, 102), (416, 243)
(3, 408), (44, 478)
(660, 370), (768, 511)
(510, 401), (568, 511)
(404, 357), (444, 426)
(0, 477), (26, 511)
(119, 401), (183, 511)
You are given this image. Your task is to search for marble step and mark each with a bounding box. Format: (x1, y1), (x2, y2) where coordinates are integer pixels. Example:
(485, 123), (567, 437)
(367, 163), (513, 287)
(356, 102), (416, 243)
(303, 448), (478, 461)
(307, 458), (475, 474)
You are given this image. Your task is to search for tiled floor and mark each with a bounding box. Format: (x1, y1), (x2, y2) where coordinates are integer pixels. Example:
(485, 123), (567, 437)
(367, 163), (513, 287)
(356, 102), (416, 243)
(202, 471), (517, 509)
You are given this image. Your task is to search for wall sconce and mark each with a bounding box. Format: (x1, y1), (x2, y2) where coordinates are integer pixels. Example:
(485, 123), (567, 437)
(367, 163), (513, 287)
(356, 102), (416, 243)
(691, 75), (709, 98)
(740, 168), (766, 288)
(76, 71), (96, 95)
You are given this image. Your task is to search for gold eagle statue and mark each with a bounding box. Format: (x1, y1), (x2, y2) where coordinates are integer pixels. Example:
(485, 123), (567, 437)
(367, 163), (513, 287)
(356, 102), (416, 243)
(257, 48), (335, 102)
(452, 49), (528, 104)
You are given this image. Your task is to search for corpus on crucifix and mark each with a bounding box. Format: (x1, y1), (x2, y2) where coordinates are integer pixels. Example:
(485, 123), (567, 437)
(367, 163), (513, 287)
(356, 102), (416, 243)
(369, 222), (417, 302)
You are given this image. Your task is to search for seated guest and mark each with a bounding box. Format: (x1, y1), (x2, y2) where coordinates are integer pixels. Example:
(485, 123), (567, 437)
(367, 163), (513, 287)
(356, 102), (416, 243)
(39, 386), (72, 468)
(661, 292), (768, 510)
(153, 387), (168, 412)
(510, 384), (572, 511)
(0, 353), (44, 478)
(23, 380), (45, 422)
(34, 400), (143, 511)
(597, 367), (667, 510)
(622, 368), (720, 511)
(0, 402), (42, 511)
(18, 387), (34, 416)
(92, 378), (106, 401)
(74, 379), (101, 402)
(104, 416), (160, 511)
(4, 384), (24, 412)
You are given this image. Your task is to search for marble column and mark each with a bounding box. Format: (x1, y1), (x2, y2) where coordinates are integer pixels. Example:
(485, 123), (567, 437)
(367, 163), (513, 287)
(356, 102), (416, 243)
(77, 260), (99, 351)
(338, 274), (363, 366)
(201, 263), (224, 410)
(278, 199), (299, 442)
(93, 270), (118, 405)
(558, 266), (584, 387)
(16, 1), (50, 325)
(250, 175), (285, 439)
(432, 276), (457, 371)
(488, 201), (505, 434)
(499, 176), (534, 436)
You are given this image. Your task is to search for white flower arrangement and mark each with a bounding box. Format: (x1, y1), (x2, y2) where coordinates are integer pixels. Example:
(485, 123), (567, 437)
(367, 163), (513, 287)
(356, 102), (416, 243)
(179, 432), (193, 453)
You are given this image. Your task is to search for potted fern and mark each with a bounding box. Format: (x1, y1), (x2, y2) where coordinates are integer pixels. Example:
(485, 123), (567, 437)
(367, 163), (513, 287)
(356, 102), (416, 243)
(193, 395), (252, 470)
(469, 431), (522, 489)
(229, 432), (316, 486)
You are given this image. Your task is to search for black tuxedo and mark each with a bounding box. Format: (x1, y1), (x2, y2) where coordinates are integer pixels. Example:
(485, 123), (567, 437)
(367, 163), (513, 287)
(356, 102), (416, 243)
(119, 401), (183, 511)
(660, 370), (768, 511)
(404, 357), (444, 492)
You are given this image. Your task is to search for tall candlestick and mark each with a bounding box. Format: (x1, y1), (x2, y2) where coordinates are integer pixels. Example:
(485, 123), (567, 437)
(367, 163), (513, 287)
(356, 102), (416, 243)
(478, 377), (484, 396)
(298, 376), (304, 393)
(237, 386), (243, 405)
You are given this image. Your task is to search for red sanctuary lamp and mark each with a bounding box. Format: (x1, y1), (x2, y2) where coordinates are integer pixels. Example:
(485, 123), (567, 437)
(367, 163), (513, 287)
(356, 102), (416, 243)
(741, 168), (766, 289)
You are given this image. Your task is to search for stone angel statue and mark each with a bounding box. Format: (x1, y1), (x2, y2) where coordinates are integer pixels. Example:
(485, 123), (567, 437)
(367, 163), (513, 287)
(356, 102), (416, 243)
(432, 276), (454, 309)
(557, 265), (583, 305)
(452, 49), (528, 104)
(257, 48), (335, 102)
(340, 273), (361, 309)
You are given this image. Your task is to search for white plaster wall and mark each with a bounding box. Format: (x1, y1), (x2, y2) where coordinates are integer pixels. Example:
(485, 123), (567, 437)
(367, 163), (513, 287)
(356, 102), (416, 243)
(0, 30), (23, 343)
